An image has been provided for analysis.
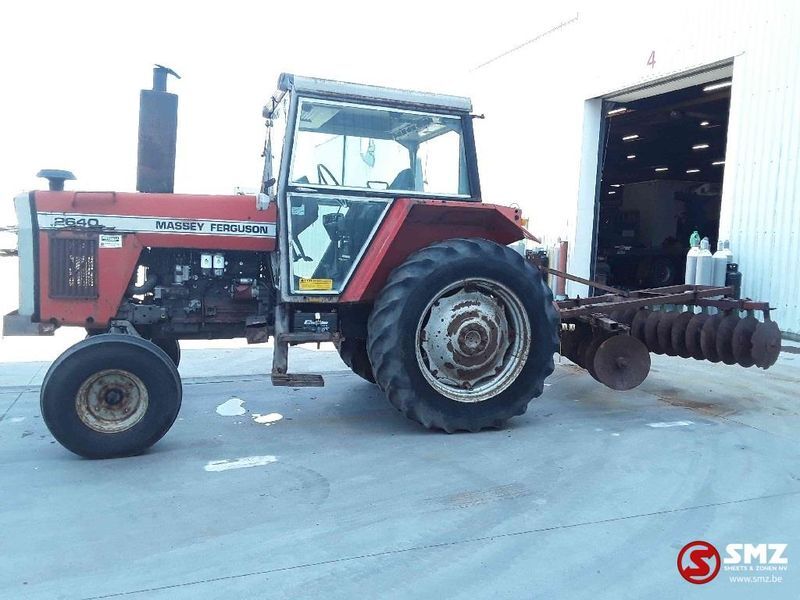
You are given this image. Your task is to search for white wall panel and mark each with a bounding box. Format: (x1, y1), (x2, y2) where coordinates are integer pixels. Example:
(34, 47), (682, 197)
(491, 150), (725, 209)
(469, 0), (800, 333)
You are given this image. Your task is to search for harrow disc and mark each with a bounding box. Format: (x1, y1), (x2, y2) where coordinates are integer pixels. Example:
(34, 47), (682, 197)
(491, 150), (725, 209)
(670, 311), (694, 359)
(644, 311), (664, 354)
(657, 312), (679, 356)
(751, 320), (781, 369)
(631, 309), (650, 342)
(700, 313), (723, 363)
(715, 313), (741, 365)
(685, 313), (709, 360)
(560, 324), (591, 363)
(618, 308), (638, 326)
(582, 334), (609, 380)
(574, 333), (594, 369)
(732, 315), (758, 368)
(592, 335), (651, 391)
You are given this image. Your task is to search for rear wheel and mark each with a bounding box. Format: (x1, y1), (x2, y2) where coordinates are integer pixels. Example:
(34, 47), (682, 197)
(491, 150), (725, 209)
(367, 238), (559, 432)
(337, 338), (375, 383)
(41, 334), (182, 459)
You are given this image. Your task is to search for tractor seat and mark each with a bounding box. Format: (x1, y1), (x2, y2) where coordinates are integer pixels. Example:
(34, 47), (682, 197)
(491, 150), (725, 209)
(388, 168), (416, 191)
(290, 195), (319, 236)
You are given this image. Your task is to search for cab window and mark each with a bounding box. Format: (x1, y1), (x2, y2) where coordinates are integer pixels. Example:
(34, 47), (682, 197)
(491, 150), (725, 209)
(290, 99), (469, 197)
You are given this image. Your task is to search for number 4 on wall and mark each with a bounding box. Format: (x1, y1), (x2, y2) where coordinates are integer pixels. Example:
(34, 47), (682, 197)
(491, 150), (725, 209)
(647, 51), (656, 69)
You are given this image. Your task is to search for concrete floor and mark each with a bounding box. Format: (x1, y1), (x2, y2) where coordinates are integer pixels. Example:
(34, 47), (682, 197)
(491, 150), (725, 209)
(0, 338), (799, 599)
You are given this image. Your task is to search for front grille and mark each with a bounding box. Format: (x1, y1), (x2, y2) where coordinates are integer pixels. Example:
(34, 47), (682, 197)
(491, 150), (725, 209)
(49, 236), (98, 298)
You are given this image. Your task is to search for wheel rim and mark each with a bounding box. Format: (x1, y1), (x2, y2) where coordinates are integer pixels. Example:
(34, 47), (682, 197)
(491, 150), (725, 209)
(415, 278), (530, 403)
(75, 369), (149, 433)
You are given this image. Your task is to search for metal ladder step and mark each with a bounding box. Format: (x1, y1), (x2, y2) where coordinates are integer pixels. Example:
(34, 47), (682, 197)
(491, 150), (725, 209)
(271, 373), (325, 387)
(277, 332), (335, 343)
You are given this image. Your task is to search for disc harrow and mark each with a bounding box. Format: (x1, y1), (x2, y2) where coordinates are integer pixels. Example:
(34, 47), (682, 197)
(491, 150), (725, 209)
(550, 279), (782, 393)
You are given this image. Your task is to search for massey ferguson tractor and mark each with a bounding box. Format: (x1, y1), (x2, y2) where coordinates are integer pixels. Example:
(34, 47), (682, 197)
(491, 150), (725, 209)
(3, 67), (782, 459)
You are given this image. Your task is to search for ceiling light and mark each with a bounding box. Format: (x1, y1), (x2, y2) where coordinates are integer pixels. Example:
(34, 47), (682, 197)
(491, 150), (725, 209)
(655, 167), (669, 172)
(692, 143), (710, 150)
(622, 134), (639, 141)
(608, 191), (616, 195)
(627, 154), (636, 159)
(700, 121), (710, 126)
(703, 81), (732, 92)
(686, 168), (700, 173)
(607, 107), (627, 116)
(712, 160), (725, 166)
(610, 184), (621, 188)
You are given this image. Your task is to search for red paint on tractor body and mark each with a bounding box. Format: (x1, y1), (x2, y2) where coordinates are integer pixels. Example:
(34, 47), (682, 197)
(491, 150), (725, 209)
(340, 198), (534, 303)
(39, 231), (144, 327)
(35, 191), (277, 252)
(34, 191), (276, 326)
(32, 190), (534, 325)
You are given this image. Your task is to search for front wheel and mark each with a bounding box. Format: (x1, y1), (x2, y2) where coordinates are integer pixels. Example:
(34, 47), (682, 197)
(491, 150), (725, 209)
(152, 337), (181, 367)
(85, 329), (181, 367)
(41, 334), (182, 458)
(367, 238), (559, 432)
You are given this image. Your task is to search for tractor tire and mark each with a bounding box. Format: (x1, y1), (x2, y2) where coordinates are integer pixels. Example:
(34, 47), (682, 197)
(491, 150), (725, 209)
(40, 334), (182, 459)
(337, 337), (376, 383)
(152, 337), (181, 367)
(86, 329), (181, 368)
(367, 238), (560, 433)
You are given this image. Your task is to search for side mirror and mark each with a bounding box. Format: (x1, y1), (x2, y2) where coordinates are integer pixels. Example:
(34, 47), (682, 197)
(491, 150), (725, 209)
(262, 177), (276, 193)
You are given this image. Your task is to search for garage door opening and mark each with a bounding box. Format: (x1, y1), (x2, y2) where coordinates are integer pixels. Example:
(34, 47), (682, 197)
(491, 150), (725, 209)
(594, 72), (732, 290)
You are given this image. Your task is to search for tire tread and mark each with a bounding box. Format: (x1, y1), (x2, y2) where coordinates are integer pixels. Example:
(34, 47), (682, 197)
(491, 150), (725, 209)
(367, 238), (559, 432)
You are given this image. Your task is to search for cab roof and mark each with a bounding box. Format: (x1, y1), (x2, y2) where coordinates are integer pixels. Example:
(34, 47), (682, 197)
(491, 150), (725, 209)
(277, 73), (472, 114)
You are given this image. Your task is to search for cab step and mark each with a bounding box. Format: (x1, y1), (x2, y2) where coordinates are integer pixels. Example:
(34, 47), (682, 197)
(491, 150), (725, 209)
(271, 373), (325, 387)
(277, 332), (334, 343)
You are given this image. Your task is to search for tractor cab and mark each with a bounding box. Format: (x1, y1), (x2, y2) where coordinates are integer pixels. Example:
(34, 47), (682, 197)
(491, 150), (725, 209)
(261, 74), (481, 297)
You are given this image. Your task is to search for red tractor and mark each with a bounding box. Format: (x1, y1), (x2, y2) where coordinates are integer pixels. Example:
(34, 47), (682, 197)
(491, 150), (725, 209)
(4, 68), (560, 458)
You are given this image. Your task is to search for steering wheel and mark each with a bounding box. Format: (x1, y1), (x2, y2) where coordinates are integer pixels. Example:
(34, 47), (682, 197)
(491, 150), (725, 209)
(317, 163), (340, 186)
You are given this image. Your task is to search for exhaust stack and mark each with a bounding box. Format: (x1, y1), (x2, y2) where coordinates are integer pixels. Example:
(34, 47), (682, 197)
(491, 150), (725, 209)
(136, 64), (180, 193)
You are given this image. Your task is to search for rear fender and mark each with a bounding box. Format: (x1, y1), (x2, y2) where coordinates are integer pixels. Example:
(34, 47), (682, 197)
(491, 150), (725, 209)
(340, 198), (536, 303)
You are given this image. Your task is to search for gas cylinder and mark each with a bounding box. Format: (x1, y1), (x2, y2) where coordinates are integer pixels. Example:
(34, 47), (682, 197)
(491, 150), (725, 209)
(685, 231), (701, 285)
(726, 263), (742, 299)
(712, 240), (729, 287)
(695, 237), (714, 285)
(548, 241), (561, 291)
(722, 239), (734, 263)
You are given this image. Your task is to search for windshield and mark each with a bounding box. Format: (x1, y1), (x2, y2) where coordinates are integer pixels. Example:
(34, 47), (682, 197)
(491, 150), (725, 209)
(289, 98), (469, 196)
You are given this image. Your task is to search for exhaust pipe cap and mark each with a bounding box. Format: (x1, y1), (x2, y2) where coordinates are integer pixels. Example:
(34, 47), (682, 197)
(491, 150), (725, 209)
(36, 169), (76, 191)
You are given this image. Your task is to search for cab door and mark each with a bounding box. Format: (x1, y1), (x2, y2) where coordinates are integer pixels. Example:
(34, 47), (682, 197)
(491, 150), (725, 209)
(285, 192), (390, 295)
(278, 95), (471, 299)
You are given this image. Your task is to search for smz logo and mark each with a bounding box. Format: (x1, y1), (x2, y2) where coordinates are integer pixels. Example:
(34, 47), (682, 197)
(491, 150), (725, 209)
(678, 541), (789, 584)
(678, 541), (721, 584)
(724, 543), (788, 565)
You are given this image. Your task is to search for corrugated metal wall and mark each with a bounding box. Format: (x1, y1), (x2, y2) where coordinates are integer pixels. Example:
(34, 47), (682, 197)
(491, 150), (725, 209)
(722, 3), (800, 334)
(469, 0), (800, 333)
